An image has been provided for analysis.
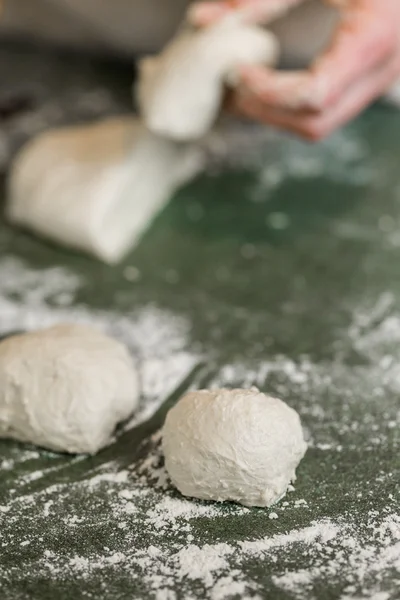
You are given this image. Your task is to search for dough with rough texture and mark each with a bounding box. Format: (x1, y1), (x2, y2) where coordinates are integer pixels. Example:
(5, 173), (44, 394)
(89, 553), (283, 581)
(162, 388), (307, 507)
(0, 324), (139, 454)
(138, 16), (279, 141)
(6, 117), (203, 263)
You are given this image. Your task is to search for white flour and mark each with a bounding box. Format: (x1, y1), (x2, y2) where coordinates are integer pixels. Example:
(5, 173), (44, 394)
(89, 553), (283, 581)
(273, 515), (400, 600)
(0, 256), (398, 599)
(2, 434), (398, 600)
(0, 41), (398, 600)
(0, 256), (200, 439)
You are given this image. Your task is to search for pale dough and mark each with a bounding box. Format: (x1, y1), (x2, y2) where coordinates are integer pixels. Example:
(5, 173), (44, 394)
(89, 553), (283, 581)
(138, 16), (278, 141)
(162, 388), (307, 507)
(6, 16), (276, 262)
(6, 117), (203, 263)
(0, 324), (139, 454)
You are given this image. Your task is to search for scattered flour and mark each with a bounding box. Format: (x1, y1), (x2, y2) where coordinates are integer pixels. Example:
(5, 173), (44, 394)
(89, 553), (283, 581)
(146, 496), (236, 530)
(0, 255), (398, 600)
(272, 515), (400, 600)
(0, 41), (398, 600)
(243, 127), (373, 203)
(203, 117), (371, 185)
(0, 256), (200, 437)
(0, 419), (397, 599)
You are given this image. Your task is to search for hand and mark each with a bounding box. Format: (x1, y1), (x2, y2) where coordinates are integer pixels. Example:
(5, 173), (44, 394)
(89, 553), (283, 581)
(190, 1), (400, 140)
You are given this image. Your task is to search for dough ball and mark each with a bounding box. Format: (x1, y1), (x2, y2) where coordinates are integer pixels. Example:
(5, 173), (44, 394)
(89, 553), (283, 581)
(0, 324), (139, 454)
(138, 16), (279, 141)
(7, 117), (203, 263)
(162, 388), (307, 507)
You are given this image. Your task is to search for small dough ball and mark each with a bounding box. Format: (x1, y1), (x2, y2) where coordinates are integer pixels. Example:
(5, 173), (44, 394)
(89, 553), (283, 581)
(0, 324), (139, 454)
(162, 388), (307, 507)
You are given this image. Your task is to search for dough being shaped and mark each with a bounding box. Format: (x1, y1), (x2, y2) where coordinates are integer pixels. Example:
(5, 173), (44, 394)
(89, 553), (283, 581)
(162, 388), (307, 507)
(138, 16), (279, 141)
(0, 324), (139, 454)
(6, 117), (203, 263)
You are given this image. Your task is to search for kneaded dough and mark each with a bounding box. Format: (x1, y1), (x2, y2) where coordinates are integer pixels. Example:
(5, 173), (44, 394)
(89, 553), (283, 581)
(138, 16), (279, 141)
(6, 117), (203, 263)
(6, 18), (275, 262)
(162, 388), (307, 507)
(0, 324), (139, 454)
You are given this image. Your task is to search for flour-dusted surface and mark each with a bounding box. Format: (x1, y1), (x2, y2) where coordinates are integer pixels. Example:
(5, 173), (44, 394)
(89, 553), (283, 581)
(0, 41), (399, 600)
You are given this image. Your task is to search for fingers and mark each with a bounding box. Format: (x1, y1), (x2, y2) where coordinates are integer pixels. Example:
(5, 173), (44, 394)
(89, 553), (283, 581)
(189, 0), (400, 141)
(189, 0), (306, 27)
(235, 0), (398, 112)
(237, 66), (312, 109)
(307, 0), (398, 109)
(233, 51), (400, 140)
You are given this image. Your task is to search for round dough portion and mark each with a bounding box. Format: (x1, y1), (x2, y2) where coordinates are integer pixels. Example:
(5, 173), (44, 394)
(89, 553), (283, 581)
(162, 388), (307, 507)
(0, 324), (139, 454)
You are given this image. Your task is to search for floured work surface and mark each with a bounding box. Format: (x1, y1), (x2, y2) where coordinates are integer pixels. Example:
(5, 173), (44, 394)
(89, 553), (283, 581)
(0, 41), (399, 600)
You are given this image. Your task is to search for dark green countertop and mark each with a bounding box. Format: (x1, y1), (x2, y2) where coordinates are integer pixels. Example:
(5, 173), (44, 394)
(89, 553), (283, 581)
(0, 41), (398, 600)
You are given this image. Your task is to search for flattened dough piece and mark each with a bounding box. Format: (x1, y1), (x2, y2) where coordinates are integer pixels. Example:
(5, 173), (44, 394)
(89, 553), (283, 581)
(138, 16), (279, 141)
(0, 324), (139, 454)
(7, 117), (203, 263)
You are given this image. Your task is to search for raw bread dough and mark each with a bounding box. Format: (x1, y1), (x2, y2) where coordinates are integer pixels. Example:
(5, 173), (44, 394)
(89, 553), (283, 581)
(6, 17), (275, 261)
(6, 117), (203, 263)
(138, 16), (279, 141)
(0, 324), (139, 454)
(162, 388), (307, 507)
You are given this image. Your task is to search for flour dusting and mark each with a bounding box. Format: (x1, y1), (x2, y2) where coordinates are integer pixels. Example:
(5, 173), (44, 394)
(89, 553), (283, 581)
(0, 40), (399, 600)
(0, 256), (199, 448)
(0, 256), (398, 599)
(1, 430), (398, 600)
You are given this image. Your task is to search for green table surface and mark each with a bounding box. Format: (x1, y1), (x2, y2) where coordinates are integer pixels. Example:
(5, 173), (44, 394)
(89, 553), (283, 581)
(0, 41), (398, 600)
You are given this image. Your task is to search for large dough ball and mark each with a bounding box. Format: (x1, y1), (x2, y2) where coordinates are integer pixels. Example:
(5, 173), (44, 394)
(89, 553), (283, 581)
(162, 388), (307, 507)
(0, 324), (139, 454)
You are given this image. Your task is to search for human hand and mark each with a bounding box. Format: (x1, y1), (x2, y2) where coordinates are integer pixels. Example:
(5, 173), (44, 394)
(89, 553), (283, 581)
(189, 1), (400, 140)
